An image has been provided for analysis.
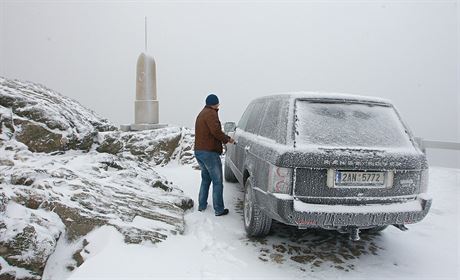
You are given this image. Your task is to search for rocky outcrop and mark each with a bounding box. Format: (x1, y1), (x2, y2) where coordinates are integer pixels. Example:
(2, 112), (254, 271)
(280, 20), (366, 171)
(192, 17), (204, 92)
(0, 141), (194, 278)
(0, 77), (196, 279)
(0, 77), (117, 153)
(0, 76), (196, 165)
(0, 202), (64, 277)
(96, 127), (196, 166)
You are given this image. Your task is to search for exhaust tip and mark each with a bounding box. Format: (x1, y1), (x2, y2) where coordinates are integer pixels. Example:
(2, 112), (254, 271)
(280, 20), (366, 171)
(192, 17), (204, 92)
(393, 224), (409, 231)
(349, 227), (361, 241)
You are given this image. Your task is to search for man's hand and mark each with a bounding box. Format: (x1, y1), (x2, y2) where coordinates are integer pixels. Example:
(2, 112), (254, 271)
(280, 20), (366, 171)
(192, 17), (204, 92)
(228, 138), (235, 144)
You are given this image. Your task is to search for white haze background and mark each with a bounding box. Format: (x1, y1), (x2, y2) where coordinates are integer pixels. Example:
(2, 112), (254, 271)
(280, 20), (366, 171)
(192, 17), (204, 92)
(0, 0), (458, 167)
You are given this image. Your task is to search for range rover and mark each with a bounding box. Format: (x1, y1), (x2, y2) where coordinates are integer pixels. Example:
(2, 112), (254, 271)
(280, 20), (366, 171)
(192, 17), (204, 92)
(224, 93), (431, 240)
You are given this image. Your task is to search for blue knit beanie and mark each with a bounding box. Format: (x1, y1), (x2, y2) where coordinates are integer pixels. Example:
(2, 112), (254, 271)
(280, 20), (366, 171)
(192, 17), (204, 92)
(205, 94), (219, 106)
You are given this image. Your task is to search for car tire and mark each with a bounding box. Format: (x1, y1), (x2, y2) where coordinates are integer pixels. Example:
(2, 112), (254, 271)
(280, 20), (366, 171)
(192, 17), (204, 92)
(362, 225), (388, 234)
(224, 158), (238, 183)
(243, 177), (272, 237)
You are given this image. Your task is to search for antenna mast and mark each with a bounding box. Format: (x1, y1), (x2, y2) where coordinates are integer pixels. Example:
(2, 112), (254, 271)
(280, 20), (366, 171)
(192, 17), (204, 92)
(145, 16), (148, 52)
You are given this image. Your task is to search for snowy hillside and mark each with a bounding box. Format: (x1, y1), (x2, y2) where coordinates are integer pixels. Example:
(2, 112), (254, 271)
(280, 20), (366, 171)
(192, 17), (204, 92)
(0, 77), (196, 279)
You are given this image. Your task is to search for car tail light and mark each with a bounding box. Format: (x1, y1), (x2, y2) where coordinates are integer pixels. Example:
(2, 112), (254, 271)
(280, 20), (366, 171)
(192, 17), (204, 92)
(420, 169), (429, 193)
(268, 165), (292, 194)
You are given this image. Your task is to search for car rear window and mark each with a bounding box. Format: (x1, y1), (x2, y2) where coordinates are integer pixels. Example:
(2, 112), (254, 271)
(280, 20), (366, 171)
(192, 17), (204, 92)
(294, 101), (414, 149)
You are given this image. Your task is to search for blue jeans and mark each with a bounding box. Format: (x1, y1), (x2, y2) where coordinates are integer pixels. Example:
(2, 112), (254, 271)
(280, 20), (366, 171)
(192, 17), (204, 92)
(194, 150), (225, 215)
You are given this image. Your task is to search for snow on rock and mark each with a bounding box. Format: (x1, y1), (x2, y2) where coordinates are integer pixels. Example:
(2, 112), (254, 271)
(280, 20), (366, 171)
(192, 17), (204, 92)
(96, 126), (196, 166)
(0, 76), (197, 165)
(0, 77), (197, 279)
(0, 77), (117, 153)
(172, 127), (197, 166)
(0, 202), (64, 278)
(0, 139), (194, 279)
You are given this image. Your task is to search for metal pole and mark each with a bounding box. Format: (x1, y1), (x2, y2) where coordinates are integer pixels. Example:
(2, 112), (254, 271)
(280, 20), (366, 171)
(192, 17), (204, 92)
(145, 16), (147, 52)
(423, 140), (460, 150)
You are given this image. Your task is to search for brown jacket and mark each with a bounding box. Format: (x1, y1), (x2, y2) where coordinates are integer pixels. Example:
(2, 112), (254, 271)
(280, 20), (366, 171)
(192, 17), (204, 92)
(194, 106), (230, 154)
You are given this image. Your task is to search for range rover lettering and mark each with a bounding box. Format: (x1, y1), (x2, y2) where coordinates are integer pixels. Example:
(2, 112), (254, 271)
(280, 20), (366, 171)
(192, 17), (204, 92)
(224, 93), (431, 240)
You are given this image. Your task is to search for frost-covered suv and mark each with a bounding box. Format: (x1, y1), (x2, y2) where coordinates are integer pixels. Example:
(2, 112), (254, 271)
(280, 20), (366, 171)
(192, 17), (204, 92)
(224, 93), (431, 240)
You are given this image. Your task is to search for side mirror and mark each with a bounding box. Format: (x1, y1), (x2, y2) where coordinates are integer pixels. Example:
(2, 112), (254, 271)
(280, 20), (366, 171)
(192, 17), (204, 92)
(224, 122), (236, 133)
(414, 137), (426, 154)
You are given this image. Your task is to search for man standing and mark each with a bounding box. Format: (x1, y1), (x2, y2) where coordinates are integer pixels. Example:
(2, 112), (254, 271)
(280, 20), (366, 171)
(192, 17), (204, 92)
(194, 93), (234, 216)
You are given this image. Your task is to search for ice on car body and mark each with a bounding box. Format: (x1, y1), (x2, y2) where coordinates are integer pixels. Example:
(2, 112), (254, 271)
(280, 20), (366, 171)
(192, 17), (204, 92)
(224, 92), (431, 238)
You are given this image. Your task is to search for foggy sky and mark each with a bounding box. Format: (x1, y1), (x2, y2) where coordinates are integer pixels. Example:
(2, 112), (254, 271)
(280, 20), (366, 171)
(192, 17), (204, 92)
(0, 0), (458, 167)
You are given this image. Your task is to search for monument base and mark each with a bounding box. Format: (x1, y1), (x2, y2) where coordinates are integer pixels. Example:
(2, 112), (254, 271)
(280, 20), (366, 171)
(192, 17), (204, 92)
(120, 123), (168, 132)
(135, 100), (159, 124)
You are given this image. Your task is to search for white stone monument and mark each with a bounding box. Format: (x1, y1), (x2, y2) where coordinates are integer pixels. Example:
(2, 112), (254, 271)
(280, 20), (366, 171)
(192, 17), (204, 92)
(121, 18), (167, 132)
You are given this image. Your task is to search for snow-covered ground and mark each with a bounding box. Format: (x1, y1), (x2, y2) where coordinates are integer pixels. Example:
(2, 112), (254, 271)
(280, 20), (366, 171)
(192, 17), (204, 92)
(63, 164), (458, 280)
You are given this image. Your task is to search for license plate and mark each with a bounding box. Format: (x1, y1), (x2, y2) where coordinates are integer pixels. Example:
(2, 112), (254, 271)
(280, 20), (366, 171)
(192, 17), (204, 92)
(335, 171), (385, 186)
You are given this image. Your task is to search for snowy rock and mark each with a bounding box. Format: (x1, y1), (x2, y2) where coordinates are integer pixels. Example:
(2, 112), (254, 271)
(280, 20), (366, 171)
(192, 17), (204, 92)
(10, 171), (36, 186)
(13, 119), (63, 153)
(0, 144), (193, 278)
(95, 132), (123, 155)
(0, 202), (64, 278)
(0, 194), (8, 212)
(173, 197), (195, 211)
(121, 128), (181, 165)
(0, 77), (117, 153)
(97, 127), (196, 166)
(174, 128), (197, 166)
(0, 77), (197, 165)
(0, 77), (198, 279)
(0, 159), (14, 166)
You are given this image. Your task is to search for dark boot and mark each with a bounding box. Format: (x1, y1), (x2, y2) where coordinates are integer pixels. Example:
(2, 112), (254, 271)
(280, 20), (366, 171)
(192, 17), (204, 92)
(215, 209), (229, 216)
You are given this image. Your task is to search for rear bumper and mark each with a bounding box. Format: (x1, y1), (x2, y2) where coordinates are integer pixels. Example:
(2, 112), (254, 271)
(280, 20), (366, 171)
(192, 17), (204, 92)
(258, 191), (432, 229)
